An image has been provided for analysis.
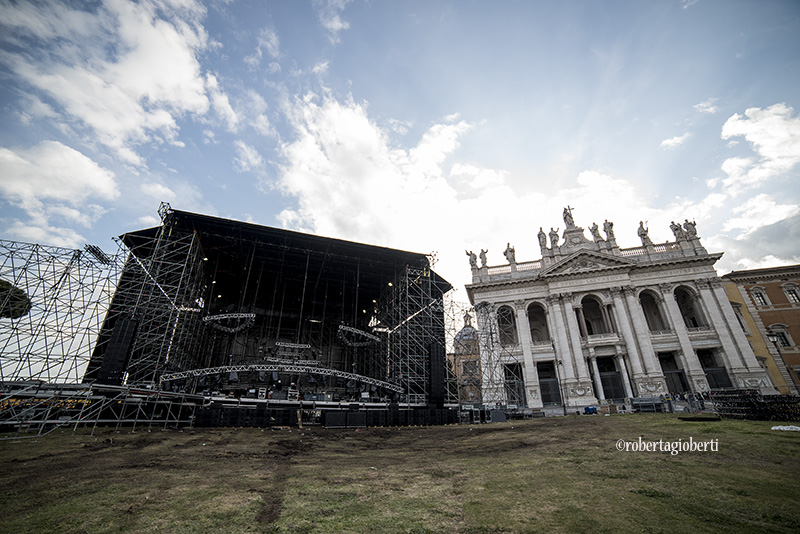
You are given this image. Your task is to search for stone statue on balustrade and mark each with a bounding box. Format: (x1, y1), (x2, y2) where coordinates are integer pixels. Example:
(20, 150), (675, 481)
(465, 250), (477, 269)
(504, 243), (516, 265)
(638, 221), (653, 246)
(670, 221), (686, 240)
(683, 219), (697, 237)
(590, 222), (603, 242)
(538, 227), (547, 251)
(549, 228), (560, 249)
(479, 249), (488, 268)
(603, 220), (615, 240)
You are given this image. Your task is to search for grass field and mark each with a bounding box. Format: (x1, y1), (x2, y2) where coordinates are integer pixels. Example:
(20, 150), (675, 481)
(1, 414), (799, 534)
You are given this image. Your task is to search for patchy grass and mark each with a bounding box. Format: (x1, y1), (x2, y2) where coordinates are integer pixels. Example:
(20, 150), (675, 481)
(1, 414), (799, 533)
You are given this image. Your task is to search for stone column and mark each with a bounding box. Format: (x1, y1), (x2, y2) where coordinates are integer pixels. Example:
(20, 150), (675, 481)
(563, 295), (592, 382)
(589, 351), (604, 400)
(659, 283), (708, 392)
(514, 300), (542, 408)
(601, 304), (614, 333)
(562, 293), (597, 405)
(546, 295), (576, 383)
(610, 287), (645, 378)
(623, 286), (663, 377)
(695, 279), (746, 370)
(616, 350), (635, 398)
(576, 306), (588, 337)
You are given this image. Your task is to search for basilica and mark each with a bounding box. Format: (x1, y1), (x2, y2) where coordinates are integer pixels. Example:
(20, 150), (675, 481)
(464, 208), (775, 410)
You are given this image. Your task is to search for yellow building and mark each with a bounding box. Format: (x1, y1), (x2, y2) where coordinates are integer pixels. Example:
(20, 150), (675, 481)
(722, 265), (800, 395)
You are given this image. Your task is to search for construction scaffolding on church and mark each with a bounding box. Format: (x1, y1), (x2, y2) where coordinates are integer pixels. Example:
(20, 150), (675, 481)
(2, 204), (462, 438)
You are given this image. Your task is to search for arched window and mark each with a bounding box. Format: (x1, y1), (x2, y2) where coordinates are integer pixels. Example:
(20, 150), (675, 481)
(496, 306), (518, 346)
(639, 291), (667, 331)
(674, 286), (706, 328)
(580, 296), (609, 335)
(527, 303), (550, 343)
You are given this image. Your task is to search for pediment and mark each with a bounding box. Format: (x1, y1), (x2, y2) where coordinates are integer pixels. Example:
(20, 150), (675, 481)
(540, 250), (635, 277)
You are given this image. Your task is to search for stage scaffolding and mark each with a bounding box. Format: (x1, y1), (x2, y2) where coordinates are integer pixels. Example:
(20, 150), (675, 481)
(0, 239), (123, 383)
(474, 302), (527, 408)
(1, 205), (468, 436)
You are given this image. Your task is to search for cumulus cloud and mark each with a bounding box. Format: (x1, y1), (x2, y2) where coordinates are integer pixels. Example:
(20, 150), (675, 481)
(273, 91), (704, 291)
(722, 194), (800, 237)
(660, 132), (691, 149)
(719, 103), (800, 192)
(0, 140), (118, 246)
(0, 0), (216, 166)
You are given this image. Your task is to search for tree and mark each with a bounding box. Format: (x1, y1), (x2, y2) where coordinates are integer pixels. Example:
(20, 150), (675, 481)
(0, 279), (32, 319)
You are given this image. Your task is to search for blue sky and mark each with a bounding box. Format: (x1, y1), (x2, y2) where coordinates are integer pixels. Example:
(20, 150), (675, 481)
(1, 0), (799, 296)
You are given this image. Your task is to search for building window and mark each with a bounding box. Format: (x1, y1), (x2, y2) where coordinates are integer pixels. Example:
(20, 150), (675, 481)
(750, 287), (770, 307)
(782, 284), (800, 305)
(767, 325), (793, 348)
(496, 306), (518, 346)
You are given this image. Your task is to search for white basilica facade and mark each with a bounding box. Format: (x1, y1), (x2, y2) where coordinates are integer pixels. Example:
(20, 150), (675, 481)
(464, 209), (775, 410)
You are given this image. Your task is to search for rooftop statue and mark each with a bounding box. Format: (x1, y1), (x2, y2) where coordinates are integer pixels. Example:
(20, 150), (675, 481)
(479, 249), (488, 268)
(538, 227), (547, 251)
(465, 250), (477, 269)
(638, 221), (653, 246)
(683, 219), (697, 237)
(603, 219), (615, 240)
(549, 227), (560, 249)
(504, 243), (516, 264)
(590, 222), (603, 242)
(563, 206), (575, 228)
(670, 221), (686, 240)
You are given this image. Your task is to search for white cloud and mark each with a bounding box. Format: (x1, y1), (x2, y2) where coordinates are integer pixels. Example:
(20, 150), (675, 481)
(694, 98), (718, 114)
(312, 61), (330, 75)
(244, 28), (280, 68)
(233, 140), (266, 174)
(140, 182), (177, 201)
(719, 103), (800, 192)
(0, 0), (212, 166)
(722, 194), (800, 237)
(206, 74), (239, 132)
(660, 132), (691, 149)
(274, 91), (706, 291)
(0, 140), (118, 246)
(313, 0), (352, 43)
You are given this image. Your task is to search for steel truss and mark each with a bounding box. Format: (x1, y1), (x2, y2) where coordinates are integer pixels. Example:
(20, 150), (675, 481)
(379, 265), (448, 404)
(474, 302), (527, 408)
(0, 382), (198, 440)
(160, 363), (403, 393)
(0, 240), (123, 383)
(95, 209), (207, 385)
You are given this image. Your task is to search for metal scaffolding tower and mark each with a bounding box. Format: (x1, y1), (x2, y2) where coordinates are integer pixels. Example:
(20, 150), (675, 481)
(0, 239), (123, 383)
(474, 301), (526, 408)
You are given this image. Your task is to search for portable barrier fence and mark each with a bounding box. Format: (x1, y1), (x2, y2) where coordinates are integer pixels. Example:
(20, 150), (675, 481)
(711, 389), (800, 422)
